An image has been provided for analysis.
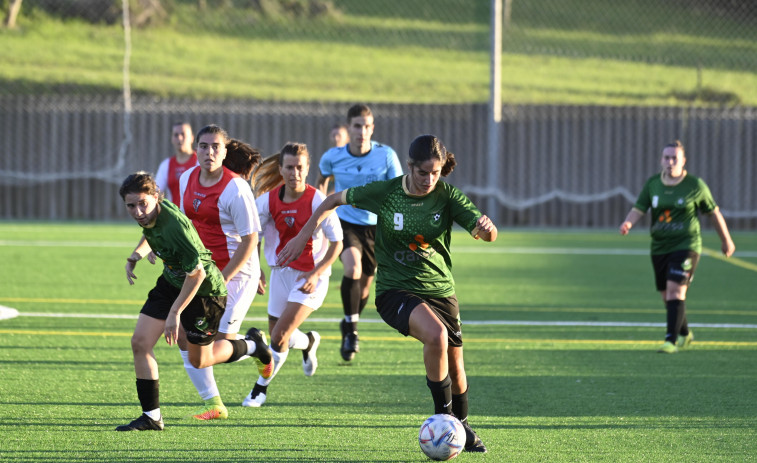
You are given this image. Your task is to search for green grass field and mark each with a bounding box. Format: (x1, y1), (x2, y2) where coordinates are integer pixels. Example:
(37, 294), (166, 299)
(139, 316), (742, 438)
(1, 0), (756, 105)
(1, 223), (757, 462)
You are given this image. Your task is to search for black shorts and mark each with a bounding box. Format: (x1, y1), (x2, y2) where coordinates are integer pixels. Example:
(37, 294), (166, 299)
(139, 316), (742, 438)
(651, 250), (700, 291)
(340, 220), (377, 276)
(140, 275), (227, 346)
(375, 289), (463, 348)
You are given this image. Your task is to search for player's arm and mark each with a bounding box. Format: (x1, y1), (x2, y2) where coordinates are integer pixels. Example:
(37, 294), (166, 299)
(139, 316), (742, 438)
(707, 207), (735, 257)
(315, 172), (332, 195)
(221, 232), (257, 284)
(125, 236), (154, 285)
(619, 208), (645, 235)
(164, 263), (206, 346)
(277, 191), (346, 267)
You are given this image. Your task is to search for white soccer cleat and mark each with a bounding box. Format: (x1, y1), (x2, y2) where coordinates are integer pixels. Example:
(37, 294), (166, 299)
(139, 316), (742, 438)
(302, 331), (321, 377)
(242, 384), (267, 408)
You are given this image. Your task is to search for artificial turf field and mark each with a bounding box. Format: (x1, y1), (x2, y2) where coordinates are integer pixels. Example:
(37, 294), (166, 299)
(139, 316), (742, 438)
(1, 223), (756, 462)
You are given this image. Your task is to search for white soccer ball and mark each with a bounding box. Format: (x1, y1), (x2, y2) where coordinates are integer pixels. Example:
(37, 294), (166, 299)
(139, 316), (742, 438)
(418, 414), (466, 461)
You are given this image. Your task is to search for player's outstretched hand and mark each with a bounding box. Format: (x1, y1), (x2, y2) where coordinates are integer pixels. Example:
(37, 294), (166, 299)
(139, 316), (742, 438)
(146, 252), (157, 264)
(473, 215), (497, 242)
(722, 240), (736, 258)
(257, 270), (267, 295)
(276, 232), (308, 267)
(164, 312), (179, 346)
(619, 221), (632, 235)
(125, 261), (138, 285)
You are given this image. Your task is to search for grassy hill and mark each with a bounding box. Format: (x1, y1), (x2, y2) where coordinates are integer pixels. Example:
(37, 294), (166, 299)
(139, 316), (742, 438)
(1, 0), (755, 105)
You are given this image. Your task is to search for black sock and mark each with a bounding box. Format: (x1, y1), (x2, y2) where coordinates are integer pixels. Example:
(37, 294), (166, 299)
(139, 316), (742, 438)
(135, 378), (159, 413)
(225, 339), (249, 363)
(341, 276), (361, 327)
(677, 301), (689, 337)
(452, 387), (469, 424)
(665, 300), (685, 343)
(427, 375), (452, 415)
(303, 332), (315, 361)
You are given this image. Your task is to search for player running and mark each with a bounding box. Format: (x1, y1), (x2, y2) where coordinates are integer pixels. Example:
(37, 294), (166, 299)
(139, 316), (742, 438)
(177, 125), (268, 420)
(316, 104), (403, 361)
(242, 142), (343, 407)
(117, 172), (272, 431)
(278, 134), (494, 453)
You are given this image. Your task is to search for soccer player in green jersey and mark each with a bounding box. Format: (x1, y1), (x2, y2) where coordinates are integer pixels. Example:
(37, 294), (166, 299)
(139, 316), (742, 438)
(116, 172), (273, 431)
(279, 135), (496, 453)
(619, 140), (735, 354)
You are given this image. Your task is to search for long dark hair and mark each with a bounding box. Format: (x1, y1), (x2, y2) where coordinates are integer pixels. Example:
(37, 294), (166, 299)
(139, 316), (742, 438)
(408, 134), (457, 177)
(119, 171), (163, 201)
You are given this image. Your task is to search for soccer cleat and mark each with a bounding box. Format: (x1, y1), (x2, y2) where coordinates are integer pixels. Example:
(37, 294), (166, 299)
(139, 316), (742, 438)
(678, 330), (694, 349)
(245, 327), (274, 379)
(340, 320), (358, 361)
(192, 403), (228, 421)
(461, 421), (487, 453)
(242, 383), (268, 408)
(302, 331), (321, 377)
(657, 341), (678, 354)
(115, 413), (164, 431)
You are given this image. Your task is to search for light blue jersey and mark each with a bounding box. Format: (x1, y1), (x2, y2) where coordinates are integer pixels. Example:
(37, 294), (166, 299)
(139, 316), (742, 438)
(319, 141), (403, 225)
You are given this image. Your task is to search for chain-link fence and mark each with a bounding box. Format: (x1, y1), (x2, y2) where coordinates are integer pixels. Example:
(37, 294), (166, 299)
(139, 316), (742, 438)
(1, 0), (756, 226)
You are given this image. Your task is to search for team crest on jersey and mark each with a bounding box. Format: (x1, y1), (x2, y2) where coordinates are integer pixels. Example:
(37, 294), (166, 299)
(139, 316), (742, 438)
(192, 198), (202, 212)
(194, 317), (209, 331)
(429, 211), (442, 227)
(284, 216), (295, 228)
(652, 195), (659, 208)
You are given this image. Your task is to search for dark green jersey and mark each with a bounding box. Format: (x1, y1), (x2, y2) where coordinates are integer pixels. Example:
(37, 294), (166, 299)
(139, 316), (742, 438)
(634, 173), (717, 255)
(141, 200), (227, 296)
(346, 176), (481, 297)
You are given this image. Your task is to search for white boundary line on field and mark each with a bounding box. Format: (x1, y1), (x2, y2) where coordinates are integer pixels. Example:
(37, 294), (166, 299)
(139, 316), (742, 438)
(12, 311), (757, 329)
(0, 305), (19, 320)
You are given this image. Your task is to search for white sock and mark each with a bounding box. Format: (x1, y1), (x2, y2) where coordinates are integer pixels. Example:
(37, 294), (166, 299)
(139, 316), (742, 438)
(289, 329), (309, 351)
(346, 314), (359, 323)
(244, 339), (257, 356)
(258, 347), (288, 386)
(144, 408), (161, 421)
(180, 349), (220, 401)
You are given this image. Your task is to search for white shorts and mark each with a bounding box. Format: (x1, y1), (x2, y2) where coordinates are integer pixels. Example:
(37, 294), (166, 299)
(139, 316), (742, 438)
(267, 266), (330, 318)
(219, 273), (257, 334)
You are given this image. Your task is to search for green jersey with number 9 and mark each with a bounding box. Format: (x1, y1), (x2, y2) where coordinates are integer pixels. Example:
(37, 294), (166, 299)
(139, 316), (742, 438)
(345, 175), (481, 297)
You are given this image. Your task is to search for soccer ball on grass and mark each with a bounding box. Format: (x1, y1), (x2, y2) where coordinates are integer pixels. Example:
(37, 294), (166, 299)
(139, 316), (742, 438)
(418, 414), (465, 461)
